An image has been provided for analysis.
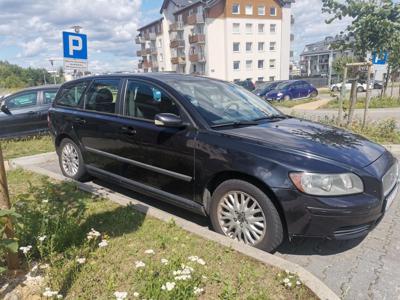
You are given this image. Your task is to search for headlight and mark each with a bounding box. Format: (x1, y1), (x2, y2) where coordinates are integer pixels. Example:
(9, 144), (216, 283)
(289, 172), (364, 196)
(277, 92), (283, 96)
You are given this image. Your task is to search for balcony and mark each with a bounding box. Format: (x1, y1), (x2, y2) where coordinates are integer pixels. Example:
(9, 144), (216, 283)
(169, 21), (184, 32)
(142, 60), (152, 69)
(136, 50), (143, 57)
(187, 14), (204, 25)
(189, 53), (206, 63)
(189, 34), (205, 44)
(135, 36), (145, 44)
(152, 61), (159, 69)
(171, 56), (186, 65)
(170, 39), (185, 48)
(150, 47), (158, 55)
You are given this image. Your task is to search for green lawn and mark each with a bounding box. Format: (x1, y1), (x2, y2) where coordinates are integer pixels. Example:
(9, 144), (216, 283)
(1, 135), (54, 160)
(321, 96), (400, 109)
(272, 98), (318, 108)
(3, 169), (316, 300)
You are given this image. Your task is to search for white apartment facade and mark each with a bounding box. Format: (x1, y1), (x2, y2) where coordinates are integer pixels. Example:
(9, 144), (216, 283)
(136, 0), (294, 82)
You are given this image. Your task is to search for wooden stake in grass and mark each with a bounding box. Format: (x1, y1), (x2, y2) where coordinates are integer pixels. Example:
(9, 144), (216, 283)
(0, 143), (19, 270)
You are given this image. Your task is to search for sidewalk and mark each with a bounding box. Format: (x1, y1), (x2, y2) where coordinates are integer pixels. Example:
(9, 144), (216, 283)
(291, 98), (331, 110)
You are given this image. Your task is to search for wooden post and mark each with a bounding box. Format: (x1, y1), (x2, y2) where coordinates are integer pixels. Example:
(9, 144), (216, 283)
(363, 62), (373, 129)
(0, 144), (19, 270)
(338, 66), (347, 125)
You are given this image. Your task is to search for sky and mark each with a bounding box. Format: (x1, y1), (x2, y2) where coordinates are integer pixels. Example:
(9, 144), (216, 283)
(0, 0), (351, 73)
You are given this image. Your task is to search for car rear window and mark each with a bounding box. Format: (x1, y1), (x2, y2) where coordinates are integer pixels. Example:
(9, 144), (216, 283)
(43, 90), (58, 104)
(55, 82), (88, 108)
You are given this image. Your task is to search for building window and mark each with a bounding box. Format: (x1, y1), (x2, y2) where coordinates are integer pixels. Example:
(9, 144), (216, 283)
(257, 77), (264, 82)
(270, 7), (277, 16)
(233, 42), (240, 52)
(245, 23), (252, 34)
(232, 3), (240, 14)
(232, 23), (240, 33)
(245, 5), (253, 15)
(246, 42), (252, 52)
(258, 6), (265, 15)
(159, 53), (163, 62)
(269, 59), (276, 68)
(246, 60), (252, 70)
(258, 42), (265, 52)
(258, 24), (265, 33)
(157, 40), (162, 48)
(269, 76), (275, 81)
(258, 60), (264, 69)
(270, 24), (276, 33)
(233, 61), (240, 70)
(270, 41), (276, 51)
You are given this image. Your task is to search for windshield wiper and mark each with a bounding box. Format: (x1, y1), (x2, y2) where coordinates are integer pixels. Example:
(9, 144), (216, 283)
(210, 120), (259, 128)
(253, 114), (289, 121)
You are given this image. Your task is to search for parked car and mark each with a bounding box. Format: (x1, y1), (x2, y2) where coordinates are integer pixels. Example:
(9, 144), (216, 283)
(49, 74), (399, 252)
(252, 81), (284, 99)
(0, 85), (60, 139)
(330, 81), (373, 93)
(234, 79), (256, 91)
(264, 80), (318, 101)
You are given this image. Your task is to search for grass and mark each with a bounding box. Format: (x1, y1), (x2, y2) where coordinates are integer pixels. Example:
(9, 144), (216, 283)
(321, 96), (400, 109)
(272, 98), (318, 108)
(3, 169), (316, 299)
(1, 135), (54, 160)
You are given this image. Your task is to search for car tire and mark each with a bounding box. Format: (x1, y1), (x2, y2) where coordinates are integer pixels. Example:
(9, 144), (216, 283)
(58, 138), (90, 181)
(209, 179), (284, 252)
(357, 86), (364, 93)
(310, 91), (318, 98)
(332, 86), (339, 92)
(283, 95), (291, 101)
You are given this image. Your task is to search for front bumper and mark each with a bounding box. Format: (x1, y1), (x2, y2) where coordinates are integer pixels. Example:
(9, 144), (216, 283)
(273, 181), (399, 240)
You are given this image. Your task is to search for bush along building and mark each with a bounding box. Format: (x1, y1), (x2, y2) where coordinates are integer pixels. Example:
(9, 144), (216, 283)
(135, 0), (294, 82)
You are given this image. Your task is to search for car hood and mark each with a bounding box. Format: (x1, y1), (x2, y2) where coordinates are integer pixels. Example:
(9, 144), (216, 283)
(265, 89), (282, 97)
(221, 118), (385, 168)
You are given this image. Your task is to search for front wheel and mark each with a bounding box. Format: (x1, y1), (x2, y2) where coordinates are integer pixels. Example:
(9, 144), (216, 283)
(310, 91), (318, 98)
(210, 179), (284, 252)
(283, 95), (291, 101)
(59, 138), (89, 181)
(357, 86), (364, 93)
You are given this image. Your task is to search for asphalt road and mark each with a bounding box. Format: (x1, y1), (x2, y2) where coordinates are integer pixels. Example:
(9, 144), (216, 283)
(37, 155), (400, 299)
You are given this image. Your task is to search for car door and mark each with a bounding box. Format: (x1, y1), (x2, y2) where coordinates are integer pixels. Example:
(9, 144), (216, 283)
(115, 79), (196, 201)
(288, 82), (300, 99)
(299, 81), (311, 98)
(36, 89), (59, 132)
(0, 90), (40, 137)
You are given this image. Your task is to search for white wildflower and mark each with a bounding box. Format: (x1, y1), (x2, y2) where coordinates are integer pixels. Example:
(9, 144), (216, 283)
(188, 255), (199, 262)
(197, 258), (206, 265)
(38, 235), (47, 242)
(161, 282), (175, 291)
(283, 278), (290, 284)
(133, 292), (139, 298)
(42, 199), (49, 203)
(296, 280), (302, 286)
(98, 239), (108, 248)
(287, 282), (292, 288)
(57, 294), (63, 299)
(161, 258), (169, 265)
(174, 274), (191, 281)
(193, 287), (204, 295)
(144, 249), (155, 255)
(135, 261), (146, 269)
(114, 291), (128, 300)
(19, 245), (32, 255)
(43, 287), (59, 298)
(188, 256), (205, 265)
(76, 257), (86, 264)
(87, 228), (101, 240)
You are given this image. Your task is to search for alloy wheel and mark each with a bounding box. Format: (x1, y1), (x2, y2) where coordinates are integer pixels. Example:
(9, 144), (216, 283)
(217, 191), (267, 245)
(61, 143), (79, 177)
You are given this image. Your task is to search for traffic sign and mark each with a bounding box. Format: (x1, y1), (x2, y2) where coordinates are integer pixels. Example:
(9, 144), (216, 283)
(63, 31), (87, 59)
(63, 58), (88, 72)
(372, 51), (388, 65)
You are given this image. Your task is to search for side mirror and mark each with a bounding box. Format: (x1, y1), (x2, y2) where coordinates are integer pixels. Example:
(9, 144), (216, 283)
(0, 101), (11, 115)
(154, 113), (185, 128)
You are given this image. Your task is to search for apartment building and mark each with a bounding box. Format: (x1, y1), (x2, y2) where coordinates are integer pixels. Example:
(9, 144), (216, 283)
(136, 0), (294, 82)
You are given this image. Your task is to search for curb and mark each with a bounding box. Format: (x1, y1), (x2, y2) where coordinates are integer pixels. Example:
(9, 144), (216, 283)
(10, 153), (339, 300)
(383, 144), (400, 155)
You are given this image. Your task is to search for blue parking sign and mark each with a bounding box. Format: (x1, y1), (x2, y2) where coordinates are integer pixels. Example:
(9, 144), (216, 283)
(372, 51), (388, 65)
(63, 31), (87, 60)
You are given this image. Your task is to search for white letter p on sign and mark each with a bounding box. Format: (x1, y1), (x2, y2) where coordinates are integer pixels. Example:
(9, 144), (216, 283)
(68, 35), (83, 56)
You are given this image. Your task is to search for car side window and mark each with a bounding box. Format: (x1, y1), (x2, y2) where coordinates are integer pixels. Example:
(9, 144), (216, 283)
(6, 92), (37, 110)
(55, 82), (88, 108)
(84, 79), (119, 114)
(124, 80), (180, 120)
(43, 90), (58, 104)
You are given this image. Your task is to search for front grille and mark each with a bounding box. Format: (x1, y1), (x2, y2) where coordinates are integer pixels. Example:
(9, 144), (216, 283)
(382, 160), (399, 197)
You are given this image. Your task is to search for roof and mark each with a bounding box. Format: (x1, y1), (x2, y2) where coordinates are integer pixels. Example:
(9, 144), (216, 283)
(160, 0), (196, 13)
(137, 17), (164, 31)
(173, 0), (202, 15)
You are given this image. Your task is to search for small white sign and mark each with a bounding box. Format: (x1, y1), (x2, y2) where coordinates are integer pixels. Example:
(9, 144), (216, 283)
(63, 58), (88, 72)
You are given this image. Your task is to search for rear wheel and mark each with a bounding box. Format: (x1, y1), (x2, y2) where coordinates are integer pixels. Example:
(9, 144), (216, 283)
(332, 86), (339, 92)
(357, 86), (364, 93)
(283, 95), (291, 101)
(59, 138), (89, 181)
(310, 91), (318, 98)
(210, 179), (284, 252)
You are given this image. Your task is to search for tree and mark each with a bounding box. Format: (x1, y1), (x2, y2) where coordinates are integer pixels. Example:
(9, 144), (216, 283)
(322, 0), (400, 125)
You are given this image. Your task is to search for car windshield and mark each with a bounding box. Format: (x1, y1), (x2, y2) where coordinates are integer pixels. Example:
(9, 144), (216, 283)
(275, 82), (291, 89)
(253, 82), (277, 94)
(166, 78), (282, 126)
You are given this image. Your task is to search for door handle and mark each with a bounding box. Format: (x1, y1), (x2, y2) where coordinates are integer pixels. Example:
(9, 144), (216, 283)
(74, 117), (87, 124)
(120, 125), (136, 135)
(27, 111), (37, 115)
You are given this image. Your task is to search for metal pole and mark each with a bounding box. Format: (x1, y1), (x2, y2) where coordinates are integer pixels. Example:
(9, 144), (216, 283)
(328, 49), (333, 87)
(0, 144), (19, 270)
(338, 66), (347, 124)
(363, 63), (372, 129)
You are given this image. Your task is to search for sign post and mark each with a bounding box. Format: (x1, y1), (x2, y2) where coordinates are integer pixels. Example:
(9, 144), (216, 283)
(62, 30), (88, 75)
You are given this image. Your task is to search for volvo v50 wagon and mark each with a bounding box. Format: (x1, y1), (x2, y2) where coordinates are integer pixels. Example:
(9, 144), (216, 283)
(48, 74), (399, 252)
